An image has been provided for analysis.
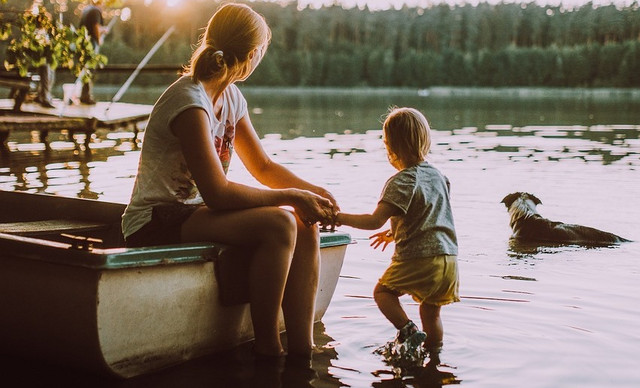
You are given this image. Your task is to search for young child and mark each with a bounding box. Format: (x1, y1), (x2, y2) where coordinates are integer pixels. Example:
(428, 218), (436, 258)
(335, 107), (459, 360)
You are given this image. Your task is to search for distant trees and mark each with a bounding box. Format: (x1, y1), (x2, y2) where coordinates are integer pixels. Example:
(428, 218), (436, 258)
(3, 0), (639, 87)
(240, 1), (640, 88)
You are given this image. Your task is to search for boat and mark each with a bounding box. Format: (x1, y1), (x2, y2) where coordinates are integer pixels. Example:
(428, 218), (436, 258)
(0, 190), (350, 378)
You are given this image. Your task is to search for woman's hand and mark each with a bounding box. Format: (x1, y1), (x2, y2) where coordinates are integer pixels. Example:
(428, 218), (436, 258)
(369, 229), (393, 251)
(290, 189), (335, 227)
(313, 186), (340, 213)
(312, 187), (340, 230)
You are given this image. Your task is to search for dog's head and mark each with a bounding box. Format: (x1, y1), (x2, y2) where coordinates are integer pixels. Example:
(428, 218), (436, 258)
(501, 192), (542, 209)
(501, 192), (542, 228)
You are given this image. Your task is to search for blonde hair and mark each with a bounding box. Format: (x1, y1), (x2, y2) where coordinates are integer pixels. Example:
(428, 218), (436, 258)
(382, 107), (431, 167)
(183, 3), (271, 83)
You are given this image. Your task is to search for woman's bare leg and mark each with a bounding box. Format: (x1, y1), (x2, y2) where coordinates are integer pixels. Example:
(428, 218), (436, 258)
(181, 206), (298, 356)
(281, 219), (319, 357)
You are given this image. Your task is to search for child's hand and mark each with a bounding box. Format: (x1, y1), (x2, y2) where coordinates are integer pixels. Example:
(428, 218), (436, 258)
(369, 229), (393, 251)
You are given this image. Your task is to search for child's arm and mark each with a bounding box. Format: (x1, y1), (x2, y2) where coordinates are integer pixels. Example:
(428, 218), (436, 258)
(336, 201), (400, 230)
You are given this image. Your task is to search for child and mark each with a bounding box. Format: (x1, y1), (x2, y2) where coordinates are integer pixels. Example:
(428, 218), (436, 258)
(335, 107), (459, 359)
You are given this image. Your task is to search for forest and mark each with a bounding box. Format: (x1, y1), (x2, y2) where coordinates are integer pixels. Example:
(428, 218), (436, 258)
(2, 0), (640, 88)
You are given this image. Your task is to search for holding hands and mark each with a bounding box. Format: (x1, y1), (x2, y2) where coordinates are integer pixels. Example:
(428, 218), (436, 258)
(290, 188), (338, 228)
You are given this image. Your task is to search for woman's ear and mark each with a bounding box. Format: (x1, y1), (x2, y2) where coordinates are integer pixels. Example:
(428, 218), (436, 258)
(248, 47), (261, 61)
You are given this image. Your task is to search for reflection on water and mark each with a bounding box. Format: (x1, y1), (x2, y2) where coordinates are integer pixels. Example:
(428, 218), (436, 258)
(0, 322), (341, 388)
(372, 358), (461, 388)
(2, 122), (637, 201)
(1, 88), (640, 387)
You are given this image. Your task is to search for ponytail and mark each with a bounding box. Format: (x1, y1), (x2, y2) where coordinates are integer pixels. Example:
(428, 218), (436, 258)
(183, 3), (270, 83)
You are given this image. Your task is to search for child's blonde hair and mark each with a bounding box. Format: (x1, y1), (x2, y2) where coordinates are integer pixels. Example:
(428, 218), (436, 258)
(183, 3), (271, 83)
(383, 107), (432, 167)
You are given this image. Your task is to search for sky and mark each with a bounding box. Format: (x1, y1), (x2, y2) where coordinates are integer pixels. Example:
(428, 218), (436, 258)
(288, 0), (637, 10)
(159, 0), (638, 10)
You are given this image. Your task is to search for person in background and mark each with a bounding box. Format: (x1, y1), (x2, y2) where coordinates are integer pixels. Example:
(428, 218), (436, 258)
(334, 107), (459, 362)
(34, 4), (55, 108)
(122, 3), (338, 361)
(36, 65), (55, 108)
(78, 0), (104, 104)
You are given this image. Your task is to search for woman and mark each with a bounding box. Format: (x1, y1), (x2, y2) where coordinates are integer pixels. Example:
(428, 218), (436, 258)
(121, 3), (337, 359)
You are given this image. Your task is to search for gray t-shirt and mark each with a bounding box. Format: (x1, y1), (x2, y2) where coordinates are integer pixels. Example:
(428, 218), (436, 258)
(122, 76), (247, 239)
(380, 161), (458, 261)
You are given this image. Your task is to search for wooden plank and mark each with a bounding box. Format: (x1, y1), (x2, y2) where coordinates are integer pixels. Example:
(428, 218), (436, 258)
(0, 190), (126, 223)
(0, 99), (151, 151)
(0, 78), (32, 89)
(0, 75), (39, 112)
(0, 116), (86, 132)
(0, 99), (152, 124)
(0, 72), (38, 90)
(101, 64), (182, 73)
(0, 219), (109, 236)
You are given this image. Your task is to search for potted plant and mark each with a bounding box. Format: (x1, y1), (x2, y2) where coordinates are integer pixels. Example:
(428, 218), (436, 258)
(1, 1), (107, 85)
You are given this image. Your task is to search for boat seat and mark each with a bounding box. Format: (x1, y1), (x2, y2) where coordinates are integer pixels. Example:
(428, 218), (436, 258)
(0, 219), (109, 237)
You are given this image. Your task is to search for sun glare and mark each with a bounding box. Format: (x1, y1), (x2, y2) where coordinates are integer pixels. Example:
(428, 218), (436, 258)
(166, 0), (183, 8)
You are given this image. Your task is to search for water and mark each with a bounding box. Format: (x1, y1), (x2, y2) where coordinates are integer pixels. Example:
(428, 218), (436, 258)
(1, 87), (640, 387)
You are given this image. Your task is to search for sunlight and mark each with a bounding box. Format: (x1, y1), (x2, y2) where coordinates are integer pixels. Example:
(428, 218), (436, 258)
(120, 7), (131, 21)
(295, 0), (635, 11)
(166, 0), (183, 8)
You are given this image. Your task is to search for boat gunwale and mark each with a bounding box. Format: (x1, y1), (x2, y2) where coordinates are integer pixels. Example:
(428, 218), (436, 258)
(0, 230), (351, 270)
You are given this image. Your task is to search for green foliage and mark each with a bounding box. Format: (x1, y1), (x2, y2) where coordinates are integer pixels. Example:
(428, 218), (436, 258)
(151, 1), (640, 88)
(0, 22), (10, 41)
(2, 4), (106, 81)
(3, 1), (639, 88)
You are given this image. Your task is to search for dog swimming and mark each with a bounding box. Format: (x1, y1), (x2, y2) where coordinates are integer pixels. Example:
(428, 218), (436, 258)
(500, 192), (630, 246)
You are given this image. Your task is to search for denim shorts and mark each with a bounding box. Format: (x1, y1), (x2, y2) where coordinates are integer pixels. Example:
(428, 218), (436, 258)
(125, 203), (201, 248)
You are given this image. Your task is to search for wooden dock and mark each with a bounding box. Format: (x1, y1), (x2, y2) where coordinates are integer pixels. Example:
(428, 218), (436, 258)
(0, 99), (152, 152)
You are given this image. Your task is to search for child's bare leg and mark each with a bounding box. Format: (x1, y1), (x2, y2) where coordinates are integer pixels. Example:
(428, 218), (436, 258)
(419, 302), (443, 349)
(373, 283), (409, 329)
(282, 219), (319, 357)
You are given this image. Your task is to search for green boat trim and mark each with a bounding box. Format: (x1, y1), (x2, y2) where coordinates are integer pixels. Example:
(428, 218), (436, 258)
(0, 230), (351, 270)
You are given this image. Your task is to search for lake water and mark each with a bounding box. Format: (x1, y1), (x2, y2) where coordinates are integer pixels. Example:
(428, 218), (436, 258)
(1, 87), (639, 387)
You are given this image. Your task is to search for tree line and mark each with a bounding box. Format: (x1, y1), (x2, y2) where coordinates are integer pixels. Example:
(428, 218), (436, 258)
(4, 0), (640, 88)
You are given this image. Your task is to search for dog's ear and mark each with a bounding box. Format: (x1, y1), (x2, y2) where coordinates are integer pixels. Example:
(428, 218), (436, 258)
(525, 193), (542, 205)
(500, 192), (521, 208)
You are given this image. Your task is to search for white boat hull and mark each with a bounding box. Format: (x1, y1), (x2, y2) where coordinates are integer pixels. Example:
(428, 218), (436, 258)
(0, 233), (349, 378)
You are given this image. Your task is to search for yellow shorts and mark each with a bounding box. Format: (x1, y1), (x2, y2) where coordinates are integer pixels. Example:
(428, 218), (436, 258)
(379, 255), (460, 306)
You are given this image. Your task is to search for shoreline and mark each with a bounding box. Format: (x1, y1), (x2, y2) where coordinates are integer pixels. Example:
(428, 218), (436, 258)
(101, 84), (640, 100)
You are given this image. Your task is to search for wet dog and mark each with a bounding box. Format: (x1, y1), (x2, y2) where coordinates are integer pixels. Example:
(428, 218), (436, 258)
(500, 192), (630, 245)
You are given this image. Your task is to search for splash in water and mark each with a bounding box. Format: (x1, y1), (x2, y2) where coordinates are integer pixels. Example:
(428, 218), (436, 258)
(374, 337), (431, 370)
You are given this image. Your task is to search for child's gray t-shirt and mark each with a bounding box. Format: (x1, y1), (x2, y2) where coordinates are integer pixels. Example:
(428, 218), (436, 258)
(380, 161), (458, 261)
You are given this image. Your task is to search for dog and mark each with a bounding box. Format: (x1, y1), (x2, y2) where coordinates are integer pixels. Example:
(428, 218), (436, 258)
(500, 192), (630, 245)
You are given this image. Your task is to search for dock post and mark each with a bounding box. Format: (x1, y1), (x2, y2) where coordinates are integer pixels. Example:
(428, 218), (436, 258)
(0, 131), (9, 153)
(84, 118), (98, 152)
(39, 129), (51, 151)
(133, 122), (140, 149)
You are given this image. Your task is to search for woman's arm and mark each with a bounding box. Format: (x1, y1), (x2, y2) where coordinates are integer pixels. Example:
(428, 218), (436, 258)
(173, 108), (332, 224)
(234, 114), (338, 209)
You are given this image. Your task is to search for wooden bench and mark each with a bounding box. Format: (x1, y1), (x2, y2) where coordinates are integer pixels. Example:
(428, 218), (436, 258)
(0, 219), (109, 237)
(0, 73), (40, 112)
